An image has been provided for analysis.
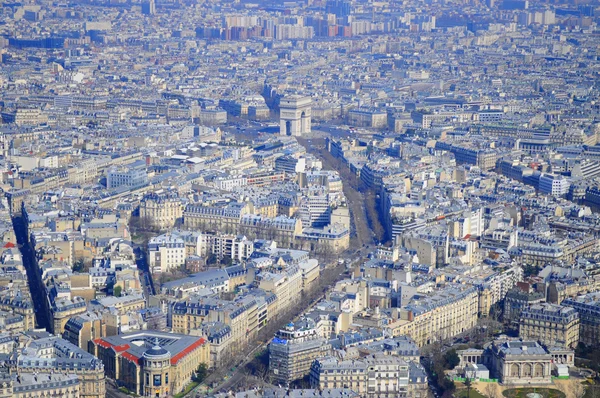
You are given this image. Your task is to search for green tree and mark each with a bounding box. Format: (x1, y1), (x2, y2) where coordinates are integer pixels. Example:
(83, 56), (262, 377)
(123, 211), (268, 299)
(73, 258), (85, 273)
(192, 363), (208, 383)
(114, 286), (122, 297)
(220, 257), (233, 266)
(206, 253), (217, 265)
(364, 188), (387, 243)
(244, 349), (269, 381)
(440, 378), (456, 397)
(443, 349), (460, 369)
(523, 264), (540, 277)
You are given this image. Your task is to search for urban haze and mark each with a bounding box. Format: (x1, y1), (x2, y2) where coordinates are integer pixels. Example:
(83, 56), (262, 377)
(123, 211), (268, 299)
(0, 0), (600, 397)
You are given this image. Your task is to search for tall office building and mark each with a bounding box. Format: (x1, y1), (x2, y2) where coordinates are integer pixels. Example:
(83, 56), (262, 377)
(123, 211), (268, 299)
(326, 0), (351, 18)
(142, 0), (156, 15)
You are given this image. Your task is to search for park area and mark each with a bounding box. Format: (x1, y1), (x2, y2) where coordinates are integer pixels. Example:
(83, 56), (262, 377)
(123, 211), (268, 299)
(453, 379), (588, 398)
(502, 388), (566, 398)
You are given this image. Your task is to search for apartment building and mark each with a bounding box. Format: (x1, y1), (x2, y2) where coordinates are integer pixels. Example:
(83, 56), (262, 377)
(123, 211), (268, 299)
(139, 191), (184, 230)
(0, 294), (35, 331)
(184, 203), (304, 248)
(538, 173), (570, 197)
(519, 303), (580, 349)
(8, 372), (79, 398)
(197, 232), (254, 261)
(473, 266), (523, 317)
(347, 108), (388, 128)
(562, 292), (600, 347)
(1, 108), (46, 126)
(504, 287), (545, 324)
(14, 332), (105, 398)
(258, 264), (303, 316)
(62, 312), (106, 350)
(106, 166), (148, 189)
(171, 294), (267, 355)
(183, 202), (250, 232)
(239, 214), (302, 246)
(297, 224), (351, 253)
(148, 234), (186, 273)
(434, 141), (498, 170)
(199, 321), (233, 369)
(403, 286), (479, 346)
(299, 194), (330, 227)
(310, 356), (428, 398)
(274, 156), (306, 174)
(51, 296), (87, 335)
(269, 318), (330, 385)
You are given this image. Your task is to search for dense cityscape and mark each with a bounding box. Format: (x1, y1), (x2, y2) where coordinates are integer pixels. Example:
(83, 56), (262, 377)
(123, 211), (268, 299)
(1, 0), (600, 397)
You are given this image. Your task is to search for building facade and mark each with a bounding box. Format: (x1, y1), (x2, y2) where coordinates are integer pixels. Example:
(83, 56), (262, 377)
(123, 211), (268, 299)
(562, 292), (600, 347)
(139, 192), (184, 230)
(519, 303), (580, 349)
(148, 234), (186, 273)
(269, 319), (330, 385)
(457, 338), (563, 385)
(90, 331), (209, 397)
(310, 356), (428, 398)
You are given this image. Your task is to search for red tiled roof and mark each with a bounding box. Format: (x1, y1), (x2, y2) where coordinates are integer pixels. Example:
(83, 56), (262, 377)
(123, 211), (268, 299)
(113, 344), (130, 353)
(170, 338), (206, 365)
(121, 351), (140, 365)
(93, 338), (112, 349)
(95, 336), (206, 367)
(93, 338), (130, 353)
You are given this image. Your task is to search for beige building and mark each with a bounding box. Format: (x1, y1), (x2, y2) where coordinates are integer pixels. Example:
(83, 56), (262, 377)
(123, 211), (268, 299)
(14, 332), (105, 398)
(402, 286), (479, 346)
(196, 321), (233, 369)
(310, 356), (428, 398)
(547, 278), (600, 305)
(457, 338), (561, 385)
(259, 264), (303, 316)
(0, 294), (35, 331)
(297, 224), (351, 254)
(96, 294), (146, 335)
(139, 192), (183, 230)
(63, 313), (106, 350)
(347, 108), (388, 128)
(33, 234), (85, 267)
(239, 215), (302, 247)
(520, 303), (580, 349)
(52, 296), (88, 335)
(171, 294), (262, 356)
(183, 202), (251, 232)
(562, 292), (600, 347)
(9, 373), (79, 398)
(1, 108), (46, 126)
(91, 331), (209, 396)
(185, 203), (303, 245)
